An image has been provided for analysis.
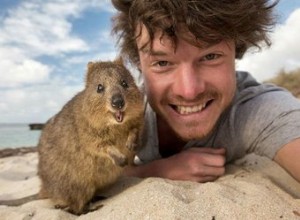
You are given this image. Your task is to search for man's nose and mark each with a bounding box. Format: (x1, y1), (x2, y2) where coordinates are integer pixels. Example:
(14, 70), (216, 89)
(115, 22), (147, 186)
(172, 64), (205, 100)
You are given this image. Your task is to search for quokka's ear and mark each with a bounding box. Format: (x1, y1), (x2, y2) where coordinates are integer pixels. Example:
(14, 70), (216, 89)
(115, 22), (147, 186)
(85, 61), (95, 86)
(114, 56), (124, 66)
(87, 61), (94, 69)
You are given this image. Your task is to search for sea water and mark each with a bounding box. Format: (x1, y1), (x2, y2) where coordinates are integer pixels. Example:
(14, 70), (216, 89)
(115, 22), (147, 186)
(0, 123), (41, 149)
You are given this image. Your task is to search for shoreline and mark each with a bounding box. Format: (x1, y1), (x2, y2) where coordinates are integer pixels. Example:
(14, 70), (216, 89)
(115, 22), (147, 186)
(0, 146), (37, 158)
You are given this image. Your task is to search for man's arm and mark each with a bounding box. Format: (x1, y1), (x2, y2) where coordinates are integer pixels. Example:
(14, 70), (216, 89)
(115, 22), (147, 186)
(124, 147), (226, 183)
(274, 138), (300, 182)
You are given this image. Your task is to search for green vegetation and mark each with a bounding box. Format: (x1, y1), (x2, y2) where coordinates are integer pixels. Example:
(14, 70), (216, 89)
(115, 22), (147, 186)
(266, 69), (300, 98)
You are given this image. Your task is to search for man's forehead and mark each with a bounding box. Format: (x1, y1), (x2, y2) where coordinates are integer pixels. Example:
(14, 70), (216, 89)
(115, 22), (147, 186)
(138, 39), (174, 55)
(136, 23), (211, 54)
(136, 25), (172, 52)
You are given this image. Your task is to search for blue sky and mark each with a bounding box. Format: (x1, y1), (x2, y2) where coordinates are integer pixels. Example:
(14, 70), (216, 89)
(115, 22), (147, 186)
(0, 0), (300, 123)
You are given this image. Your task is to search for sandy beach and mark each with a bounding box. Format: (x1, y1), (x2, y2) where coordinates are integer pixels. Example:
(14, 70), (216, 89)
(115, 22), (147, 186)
(0, 149), (299, 220)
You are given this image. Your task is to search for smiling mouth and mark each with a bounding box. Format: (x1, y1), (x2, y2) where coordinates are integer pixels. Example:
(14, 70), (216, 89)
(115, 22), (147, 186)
(171, 99), (214, 115)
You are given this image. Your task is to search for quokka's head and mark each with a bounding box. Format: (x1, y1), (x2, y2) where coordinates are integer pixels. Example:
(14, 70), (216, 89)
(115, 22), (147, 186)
(82, 60), (144, 126)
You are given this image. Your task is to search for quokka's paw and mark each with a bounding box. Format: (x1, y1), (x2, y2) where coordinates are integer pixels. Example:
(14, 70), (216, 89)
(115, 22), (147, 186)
(126, 129), (139, 151)
(107, 147), (128, 167)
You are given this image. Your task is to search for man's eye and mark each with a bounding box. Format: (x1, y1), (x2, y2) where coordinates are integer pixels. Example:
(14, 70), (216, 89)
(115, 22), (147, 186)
(155, 61), (169, 67)
(202, 53), (220, 61)
(150, 60), (173, 73)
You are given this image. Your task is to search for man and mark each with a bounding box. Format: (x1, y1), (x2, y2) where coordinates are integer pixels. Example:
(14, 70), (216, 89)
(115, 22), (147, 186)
(111, 0), (300, 183)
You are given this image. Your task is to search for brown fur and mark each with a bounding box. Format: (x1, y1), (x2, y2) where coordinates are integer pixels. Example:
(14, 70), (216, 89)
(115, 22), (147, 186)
(0, 60), (144, 215)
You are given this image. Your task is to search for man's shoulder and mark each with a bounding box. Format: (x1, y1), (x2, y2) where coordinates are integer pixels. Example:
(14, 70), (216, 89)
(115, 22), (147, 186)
(218, 72), (300, 161)
(230, 72), (300, 145)
(234, 71), (292, 105)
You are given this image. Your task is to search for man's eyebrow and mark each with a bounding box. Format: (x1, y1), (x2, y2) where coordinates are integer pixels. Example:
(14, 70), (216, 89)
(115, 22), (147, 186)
(139, 48), (168, 56)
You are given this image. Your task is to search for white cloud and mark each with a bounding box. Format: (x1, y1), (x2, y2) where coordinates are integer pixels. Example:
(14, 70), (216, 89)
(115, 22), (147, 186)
(0, 0), (90, 90)
(1, 1), (89, 57)
(94, 51), (118, 62)
(237, 8), (300, 82)
(0, 0), (116, 88)
(81, 0), (116, 13)
(0, 46), (27, 61)
(0, 59), (51, 88)
(0, 82), (84, 123)
(0, 0), (117, 122)
(64, 29), (118, 65)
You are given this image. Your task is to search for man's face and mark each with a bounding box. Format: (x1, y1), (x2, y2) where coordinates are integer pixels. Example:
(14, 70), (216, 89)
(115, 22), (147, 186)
(137, 26), (236, 141)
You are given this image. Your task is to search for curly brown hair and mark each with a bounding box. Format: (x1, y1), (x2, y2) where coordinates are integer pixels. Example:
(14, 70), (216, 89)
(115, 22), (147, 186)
(111, 0), (278, 65)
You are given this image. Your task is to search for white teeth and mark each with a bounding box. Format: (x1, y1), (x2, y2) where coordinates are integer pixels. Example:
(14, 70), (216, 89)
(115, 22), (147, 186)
(176, 102), (207, 115)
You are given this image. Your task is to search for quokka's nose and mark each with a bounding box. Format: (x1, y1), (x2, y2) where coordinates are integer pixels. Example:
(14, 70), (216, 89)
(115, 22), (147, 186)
(111, 94), (125, 109)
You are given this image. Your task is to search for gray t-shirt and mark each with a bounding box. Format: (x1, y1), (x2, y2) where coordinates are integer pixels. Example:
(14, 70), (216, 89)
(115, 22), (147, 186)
(135, 71), (300, 164)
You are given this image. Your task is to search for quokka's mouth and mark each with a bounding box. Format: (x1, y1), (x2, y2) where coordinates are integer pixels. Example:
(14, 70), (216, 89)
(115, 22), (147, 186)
(115, 110), (124, 123)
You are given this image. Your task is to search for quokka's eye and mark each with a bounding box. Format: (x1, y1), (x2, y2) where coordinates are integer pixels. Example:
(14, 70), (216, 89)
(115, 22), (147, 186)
(97, 84), (105, 93)
(121, 80), (129, 89)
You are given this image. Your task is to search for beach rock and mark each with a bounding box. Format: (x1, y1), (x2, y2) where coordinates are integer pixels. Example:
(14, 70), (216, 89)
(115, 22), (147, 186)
(0, 147), (37, 158)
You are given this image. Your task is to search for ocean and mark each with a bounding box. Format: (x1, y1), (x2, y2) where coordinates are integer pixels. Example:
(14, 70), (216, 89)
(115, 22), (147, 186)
(0, 123), (41, 149)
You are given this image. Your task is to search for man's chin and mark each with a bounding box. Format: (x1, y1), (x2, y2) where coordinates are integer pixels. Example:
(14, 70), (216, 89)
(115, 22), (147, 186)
(173, 126), (211, 142)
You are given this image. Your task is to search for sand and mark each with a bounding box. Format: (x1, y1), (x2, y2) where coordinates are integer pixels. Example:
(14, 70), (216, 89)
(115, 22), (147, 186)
(0, 151), (299, 220)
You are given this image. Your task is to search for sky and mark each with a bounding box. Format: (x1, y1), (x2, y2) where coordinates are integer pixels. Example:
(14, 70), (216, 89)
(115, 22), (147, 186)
(0, 0), (300, 123)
